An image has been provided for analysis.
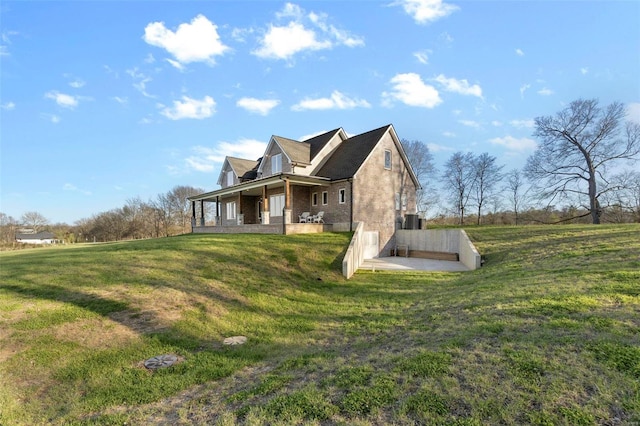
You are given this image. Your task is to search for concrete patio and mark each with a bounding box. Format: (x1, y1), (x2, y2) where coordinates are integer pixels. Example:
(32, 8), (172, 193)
(360, 256), (470, 272)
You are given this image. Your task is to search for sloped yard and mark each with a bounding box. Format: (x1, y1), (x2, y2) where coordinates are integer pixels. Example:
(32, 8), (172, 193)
(1, 225), (638, 425)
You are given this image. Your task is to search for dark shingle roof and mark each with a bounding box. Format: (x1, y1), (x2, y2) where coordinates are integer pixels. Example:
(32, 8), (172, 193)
(303, 128), (343, 160)
(315, 125), (391, 180)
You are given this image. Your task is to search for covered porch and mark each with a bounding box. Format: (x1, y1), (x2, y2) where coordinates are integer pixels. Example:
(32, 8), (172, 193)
(188, 173), (336, 234)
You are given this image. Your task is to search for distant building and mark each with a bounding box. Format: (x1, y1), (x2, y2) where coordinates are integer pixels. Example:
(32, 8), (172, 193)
(15, 231), (57, 244)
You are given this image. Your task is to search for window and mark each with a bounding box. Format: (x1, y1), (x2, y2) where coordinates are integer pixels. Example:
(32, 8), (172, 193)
(226, 170), (234, 186)
(395, 192), (400, 210)
(270, 194), (285, 217)
(384, 150), (392, 170)
(312, 192), (318, 206)
(226, 202), (236, 220)
(402, 193), (407, 211)
(322, 191), (328, 205)
(272, 153), (282, 174)
(338, 188), (346, 204)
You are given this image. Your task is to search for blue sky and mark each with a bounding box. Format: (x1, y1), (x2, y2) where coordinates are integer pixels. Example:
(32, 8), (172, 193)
(1, 0), (639, 224)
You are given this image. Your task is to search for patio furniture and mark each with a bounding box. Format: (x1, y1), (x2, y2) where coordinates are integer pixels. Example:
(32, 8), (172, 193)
(298, 212), (311, 223)
(312, 211), (325, 223)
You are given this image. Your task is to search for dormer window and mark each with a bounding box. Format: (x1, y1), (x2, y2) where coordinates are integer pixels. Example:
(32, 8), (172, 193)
(226, 170), (234, 186)
(272, 154), (282, 174)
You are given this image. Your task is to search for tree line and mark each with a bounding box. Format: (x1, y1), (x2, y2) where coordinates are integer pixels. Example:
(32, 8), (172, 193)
(404, 98), (640, 225)
(0, 186), (208, 246)
(1, 99), (638, 247)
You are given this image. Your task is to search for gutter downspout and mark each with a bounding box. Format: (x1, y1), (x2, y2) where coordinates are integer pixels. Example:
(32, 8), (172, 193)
(349, 178), (354, 232)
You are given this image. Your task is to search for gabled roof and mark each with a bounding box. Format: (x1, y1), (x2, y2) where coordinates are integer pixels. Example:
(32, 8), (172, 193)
(272, 136), (311, 165)
(315, 125), (391, 180)
(218, 156), (259, 185)
(303, 128), (344, 161)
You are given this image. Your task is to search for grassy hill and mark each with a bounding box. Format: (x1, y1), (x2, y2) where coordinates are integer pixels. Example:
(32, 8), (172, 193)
(0, 225), (638, 425)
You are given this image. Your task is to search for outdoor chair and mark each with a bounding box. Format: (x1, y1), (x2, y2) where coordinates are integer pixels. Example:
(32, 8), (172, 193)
(298, 212), (310, 223)
(313, 211), (325, 223)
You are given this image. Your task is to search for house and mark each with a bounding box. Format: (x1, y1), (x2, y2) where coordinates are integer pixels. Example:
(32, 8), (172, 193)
(15, 231), (57, 244)
(188, 124), (420, 256)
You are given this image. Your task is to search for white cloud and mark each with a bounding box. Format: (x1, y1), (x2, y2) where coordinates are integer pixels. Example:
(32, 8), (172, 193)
(143, 14), (229, 67)
(63, 183), (92, 196)
(253, 3), (363, 61)
(394, 0), (460, 24)
(112, 96), (128, 105)
(627, 102), (640, 124)
(292, 90), (370, 111)
(237, 97), (280, 115)
(491, 121), (503, 127)
(427, 142), (454, 152)
(442, 131), (456, 138)
(253, 21), (331, 60)
(515, 48), (524, 56)
(580, 67), (589, 75)
(45, 91), (79, 108)
(538, 87), (554, 96)
(1, 101), (15, 110)
(382, 73), (442, 108)
(510, 119), (535, 129)
(41, 113), (61, 123)
(458, 119), (481, 128)
(126, 68), (154, 98)
(166, 58), (186, 71)
(413, 50), (430, 64)
(185, 139), (267, 172)
(144, 53), (156, 63)
(489, 135), (537, 152)
(160, 95), (216, 120)
(69, 79), (85, 88)
(433, 74), (482, 98)
(519, 83), (530, 98)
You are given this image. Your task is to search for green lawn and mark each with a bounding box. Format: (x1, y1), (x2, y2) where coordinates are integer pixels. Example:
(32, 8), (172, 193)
(1, 225), (638, 425)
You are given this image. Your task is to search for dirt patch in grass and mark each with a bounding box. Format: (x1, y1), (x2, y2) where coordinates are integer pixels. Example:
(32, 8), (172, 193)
(53, 317), (142, 349)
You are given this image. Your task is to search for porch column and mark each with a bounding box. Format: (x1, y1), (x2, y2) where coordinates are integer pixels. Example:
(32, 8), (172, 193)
(262, 185), (270, 224)
(237, 193), (244, 225)
(199, 200), (205, 226)
(216, 196), (220, 226)
(283, 178), (292, 224)
(191, 201), (196, 228)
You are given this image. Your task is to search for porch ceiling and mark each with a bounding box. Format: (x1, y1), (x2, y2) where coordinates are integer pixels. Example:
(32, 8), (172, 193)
(188, 173), (330, 202)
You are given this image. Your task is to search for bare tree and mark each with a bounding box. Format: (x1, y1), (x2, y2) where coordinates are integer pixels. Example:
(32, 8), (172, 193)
(20, 211), (49, 232)
(525, 99), (640, 224)
(166, 185), (204, 233)
(441, 152), (477, 225)
(0, 213), (19, 243)
(401, 139), (438, 216)
(607, 170), (640, 222)
(472, 153), (504, 225)
(504, 169), (530, 225)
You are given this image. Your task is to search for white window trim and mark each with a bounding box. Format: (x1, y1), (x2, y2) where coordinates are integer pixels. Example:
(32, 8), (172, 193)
(226, 170), (234, 186)
(395, 192), (400, 210)
(338, 188), (346, 204)
(322, 191), (328, 206)
(272, 153), (282, 174)
(384, 149), (392, 170)
(270, 193), (285, 217)
(226, 201), (236, 220)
